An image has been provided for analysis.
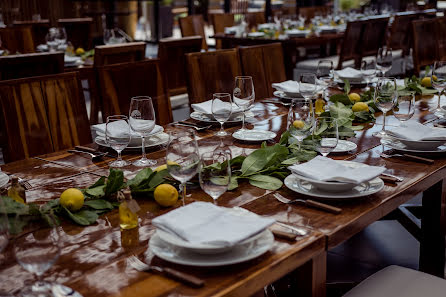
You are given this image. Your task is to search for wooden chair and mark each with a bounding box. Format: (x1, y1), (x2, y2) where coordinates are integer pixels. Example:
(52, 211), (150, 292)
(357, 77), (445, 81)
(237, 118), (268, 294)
(387, 12), (419, 57)
(179, 15), (208, 51)
(185, 49), (242, 104)
(0, 26), (35, 54)
(96, 60), (173, 125)
(158, 36), (203, 96)
(245, 11), (266, 29)
(337, 20), (364, 69)
(93, 42), (146, 67)
(211, 13), (235, 49)
(411, 18), (438, 75)
(0, 72), (91, 162)
(436, 17), (446, 61)
(360, 16), (389, 59)
(239, 43), (286, 100)
(58, 18), (93, 49)
(0, 52), (64, 81)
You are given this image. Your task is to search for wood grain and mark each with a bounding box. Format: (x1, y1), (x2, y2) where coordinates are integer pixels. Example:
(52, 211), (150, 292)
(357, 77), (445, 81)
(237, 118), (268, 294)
(0, 26), (35, 54)
(179, 15), (208, 51)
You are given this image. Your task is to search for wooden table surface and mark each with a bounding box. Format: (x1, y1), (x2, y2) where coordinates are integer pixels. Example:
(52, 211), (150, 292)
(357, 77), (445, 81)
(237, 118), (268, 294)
(1, 92), (445, 297)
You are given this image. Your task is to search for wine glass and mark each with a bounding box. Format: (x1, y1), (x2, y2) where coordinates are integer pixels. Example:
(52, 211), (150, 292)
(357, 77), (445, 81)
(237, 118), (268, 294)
(105, 115), (131, 167)
(14, 211), (61, 296)
(431, 61), (446, 112)
(299, 73), (317, 101)
(129, 96), (157, 167)
(199, 150), (231, 203)
(166, 130), (200, 206)
(393, 92), (415, 122)
(313, 117), (338, 157)
(361, 58), (377, 91)
(233, 76), (255, 135)
(287, 98), (314, 150)
(103, 28), (126, 45)
(376, 47), (392, 76)
(373, 77), (398, 137)
(55, 27), (67, 47)
(212, 93), (232, 137)
(45, 27), (58, 52)
(317, 60), (334, 100)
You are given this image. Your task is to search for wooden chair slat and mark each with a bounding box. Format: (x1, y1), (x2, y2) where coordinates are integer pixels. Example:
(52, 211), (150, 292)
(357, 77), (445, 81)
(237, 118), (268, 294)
(179, 15), (208, 51)
(411, 18), (438, 75)
(0, 26), (35, 54)
(93, 42), (146, 67)
(387, 12), (420, 56)
(337, 20), (364, 69)
(360, 16), (389, 58)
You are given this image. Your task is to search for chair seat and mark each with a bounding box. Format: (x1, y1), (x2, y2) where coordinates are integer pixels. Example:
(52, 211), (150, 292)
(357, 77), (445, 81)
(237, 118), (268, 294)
(343, 265), (446, 297)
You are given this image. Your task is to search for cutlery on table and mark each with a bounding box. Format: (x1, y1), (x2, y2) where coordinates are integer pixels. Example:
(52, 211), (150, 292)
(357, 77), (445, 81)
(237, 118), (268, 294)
(380, 151), (434, 164)
(68, 150), (108, 161)
(274, 221), (308, 236)
(74, 145), (100, 154)
(3, 173), (32, 190)
(174, 122), (212, 131)
(263, 100), (291, 106)
(270, 229), (298, 241)
(127, 256), (205, 287)
(273, 193), (342, 214)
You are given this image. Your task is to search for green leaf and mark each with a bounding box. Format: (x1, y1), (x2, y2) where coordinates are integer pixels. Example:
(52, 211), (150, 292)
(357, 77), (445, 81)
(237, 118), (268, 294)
(343, 79), (351, 94)
(241, 144), (288, 176)
(85, 185), (105, 198)
(0, 196), (29, 215)
(228, 176), (239, 190)
(148, 170), (170, 189)
(329, 102), (353, 119)
(84, 199), (114, 210)
(248, 175), (283, 190)
(89, 176), (106, 189)
(63, 207), (98, 226)
(329, 94), (351, 105)
(40, 199), (60, 213)
(104, 168), (124, 196)
(279, 130), (290, 145)
(281, 157), (301, 165)
(127, 168), (153, 189)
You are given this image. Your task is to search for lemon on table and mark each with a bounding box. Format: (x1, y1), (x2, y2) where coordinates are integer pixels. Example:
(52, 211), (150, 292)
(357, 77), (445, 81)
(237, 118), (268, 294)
(352, 102), (369, 112)
(154, 161), (179, 172)
(421, 76), (432, 88)
(75, 47), (85, 55)
(348, 92), (361, 102)
(60, 188), (84, 211)
(433, 75), (438, 81)
(154, 184), (178, 207)
(293, 120), (305, 129)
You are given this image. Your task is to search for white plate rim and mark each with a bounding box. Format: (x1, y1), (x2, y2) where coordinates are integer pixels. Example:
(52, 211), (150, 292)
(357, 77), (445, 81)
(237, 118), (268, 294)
(190, 111), (254, 123)
(0, 172), (9, 188)
(385, 134), (446, 150)
(94, 132), (169, 149)
(232, 130), (277, 142)
(332, 139), (357, 153)
(381, 139), (446, 154)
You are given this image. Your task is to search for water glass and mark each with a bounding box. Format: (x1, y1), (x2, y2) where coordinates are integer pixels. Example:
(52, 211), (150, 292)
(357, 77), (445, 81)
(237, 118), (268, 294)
(317, 60), (334, 100)
(45, 27), (58, 52)
(376, 47), (392, 76)
(373, 77), (397, 137)
(55, 27), (67, 46)
(288, 98), (314, 150)
(104, 28), (126, 45)
(199, 150), (231, 202)
(233, 76), (255, 134)
(299, 73), (317, 101)
(129, 96), (157, 167)
(432, 61), (446, 112)
(393, 92), (415, 122)
(313, 117), (338, 157)
(361, 58), (377, 90)
(106, 115), (131, 167)
(212, 93), (232, 137)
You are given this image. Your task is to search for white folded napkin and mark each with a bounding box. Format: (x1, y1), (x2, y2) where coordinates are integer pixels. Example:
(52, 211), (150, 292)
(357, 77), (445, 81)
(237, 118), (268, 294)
(272, 80), (299, 93)
(191, 100), (242, 115)
(152, 202), (275, 247)
(288, 156), (385, 184)
(389, 121), (446, 141)
(335, 67), (363, 81)
(92, 123), (163, 138)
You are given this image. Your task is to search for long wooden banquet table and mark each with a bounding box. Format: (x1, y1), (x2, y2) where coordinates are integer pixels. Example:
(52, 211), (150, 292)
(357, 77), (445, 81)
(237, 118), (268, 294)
(1, 92), (445, 297)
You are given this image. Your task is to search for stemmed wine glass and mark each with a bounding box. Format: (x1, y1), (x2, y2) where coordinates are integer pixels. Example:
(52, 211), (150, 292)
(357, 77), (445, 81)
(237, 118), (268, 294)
(376, 47), (392, 76)
(46, 27), (58, 52)
(105, 115), (131, 167)
(361, 58), (377, 91)
(55, 27), (67, 47)
(431, 61), (446, 113)
(393, 92), (415, 122)
(103, 28), (126, 45)
(287, 98), (314, 150)
(166, 130), (200, 206)
(373, 77), (398, 137)
(299, 73), (317, 101)
(212, 93), (232, 136)
(317, 60), (334, 100)
(129, 96), (157, 167)
(199, 150), (231, 203)
(233, 76), (255, 135)
(313, 117), (338, 157)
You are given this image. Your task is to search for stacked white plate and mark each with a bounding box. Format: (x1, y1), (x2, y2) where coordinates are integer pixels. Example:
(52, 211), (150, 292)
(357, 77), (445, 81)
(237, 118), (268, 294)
(64, 55), (82, 67)
(93, 125), (168, 149)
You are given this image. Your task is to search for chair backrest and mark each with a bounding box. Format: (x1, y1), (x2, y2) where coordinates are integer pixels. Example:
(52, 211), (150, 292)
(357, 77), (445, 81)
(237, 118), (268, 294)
(158, 36), (203, 96)
(360, 16), (389, 58)
(245, 11), (266, 29)
(0, 72), (91, 162)
(437, 17), (446, 61)
(179, 15), (208, 51)
(94, 42), (146, 67)
(58, 18), (93, 49)
(387, 12), (419, 56)
(185, 49), (242, 104)
(212, 13), (235, 33)
(96, 59), (173, 125)
(0, 52), (64, 81)
(337, 20), (364, 69)
(411, 18), (438, 75)
(239, 43), (286, 100)
(0, 26), (35, 54)
(231, 0), (249, 14)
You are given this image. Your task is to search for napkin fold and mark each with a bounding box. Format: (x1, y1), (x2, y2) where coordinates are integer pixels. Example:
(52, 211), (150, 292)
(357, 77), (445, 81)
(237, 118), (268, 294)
(388, 121), (446, 141)
(288, 156), (385, 184)
(152, 202), (275, 247)
(92, 123), (163, 138)
(272, 80), (300, 93)
(191, 100), (242, 115)
(335, 67), (363, 82)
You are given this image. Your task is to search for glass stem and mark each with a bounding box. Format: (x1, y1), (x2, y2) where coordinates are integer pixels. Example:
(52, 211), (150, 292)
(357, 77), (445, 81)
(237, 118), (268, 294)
(220, 122), (224, 134)
(182, 182), (186, 206)
(241, 111), (246, 130)
(117, 151), (122, 162)
(141, 136), (146, 160)
(382, 112), (386, 132)
(438, 94), (441, 109)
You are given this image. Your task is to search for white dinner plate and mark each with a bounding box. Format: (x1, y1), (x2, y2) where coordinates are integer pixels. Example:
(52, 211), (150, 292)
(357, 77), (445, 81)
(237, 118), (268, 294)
(232, 130), (276, 142)
(273, 87), (324, 100)
(0, 172), (9, 188)
(95, 132), (169, 149)
(385, 133), (445, 151)
(248, 32), (266, 38)
(332, 140), (357, 153)
(149, 229), (274, 267)
(190, 111), (254, 123)
(52, 284), (83, 297)
(381, 138), (446, 154)
(284, 174), (384, 200)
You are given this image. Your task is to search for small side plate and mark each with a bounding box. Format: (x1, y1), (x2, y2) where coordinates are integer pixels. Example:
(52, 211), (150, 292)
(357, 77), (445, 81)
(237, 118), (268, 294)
(232, 130), (277, 142)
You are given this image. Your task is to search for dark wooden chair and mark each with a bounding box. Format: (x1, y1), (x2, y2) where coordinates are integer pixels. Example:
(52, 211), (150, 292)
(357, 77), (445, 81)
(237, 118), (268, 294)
(58, 18), (93, 49)
(0, 72), (91, 162)
(245, 12), (266, 29)
(93, 42), (147, 67)
(360, 16), (389, 59)
(185, 49), (242, 104)
(239, 43), (286, 100)
(387, 12), (420, 57)
(337, 20), (364, 69)
(212, 13), (235, 49)
(411, 18), (438, 75)
(96, 60), (173, 125)
(158, 36), (203, 96)
(0, 52), (64, 81)
(0, 26), (35, 54)
(179, 15), (208, 51)
(436, 17), (446, 61)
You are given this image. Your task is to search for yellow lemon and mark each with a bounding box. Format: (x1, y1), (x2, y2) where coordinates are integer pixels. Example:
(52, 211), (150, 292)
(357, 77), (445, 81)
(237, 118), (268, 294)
(75, 47), (85, 55)
(421, 76), (432, 88)
(293, 120), (305, 129)
(298, 26), (305, 30)
(352, 102), (369, 112)
(60, 188), (84, 211)
(348, 92), (361, 102)
(433, 75), (438, 81)
(154, 161), (178, 172)
(154, 184), (178, 207)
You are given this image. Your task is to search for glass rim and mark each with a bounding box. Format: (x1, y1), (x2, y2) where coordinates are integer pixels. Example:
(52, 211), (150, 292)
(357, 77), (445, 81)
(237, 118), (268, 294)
(130, 96), (153, 102)
(213, 93), (231, 97)
(106, 115), (128, 120)
(234, 76), (252, 80)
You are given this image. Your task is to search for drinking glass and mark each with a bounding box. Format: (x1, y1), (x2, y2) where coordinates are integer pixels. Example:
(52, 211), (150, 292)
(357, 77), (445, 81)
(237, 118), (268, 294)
(361, 58), (377, 90)
(233, 76), (255, 135)
(393, 92), (415, 122)
(313, 117), (338, 157)
(376, 47), (392, 76)
(212, 93), (232, 136)
(14, 211), (61, 296)
(287, 98), (314, 150)
(166, 130), (200, 206)
(103, 28), (126, 45)
(105, 115), (131, 167)
(432, 61), (446, 112)
(199, 150), (231, 203)
(373, 77), (398, 137)
(299, 73), (317, 101)
(129, 96), (157, 167)
(317, 60), (334, 100)
(55, 27), (67, 46)
(45, 27), (58, 52)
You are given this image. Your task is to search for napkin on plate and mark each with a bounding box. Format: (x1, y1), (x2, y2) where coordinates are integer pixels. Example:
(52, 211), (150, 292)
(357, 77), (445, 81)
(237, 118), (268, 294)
(191, 100), (242, 115)
(335, 67), (363, 82)
(92, 122), (163, 138)
(388, 121), (446, 141)
(152, 202), (275, 247)
(288, 156), (385, 184)
(272, 80), (300, 93)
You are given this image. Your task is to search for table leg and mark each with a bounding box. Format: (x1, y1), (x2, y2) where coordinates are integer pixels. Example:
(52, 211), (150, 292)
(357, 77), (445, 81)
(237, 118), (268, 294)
(293, 251), (326, 297)
(419, 178), (446, 277)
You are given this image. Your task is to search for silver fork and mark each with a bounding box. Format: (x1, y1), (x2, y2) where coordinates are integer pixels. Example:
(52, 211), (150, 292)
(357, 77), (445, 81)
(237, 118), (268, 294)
(127, 255), (205, 287)
(380, 152), (434, 164)
(5, 174), (32, 190)
(263, 100), (291, 106)
(273, 193), (342, 214)
(173, 123), (212, 131)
